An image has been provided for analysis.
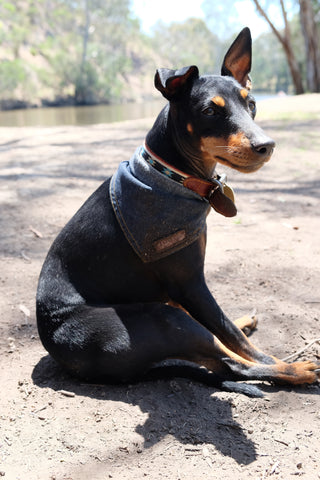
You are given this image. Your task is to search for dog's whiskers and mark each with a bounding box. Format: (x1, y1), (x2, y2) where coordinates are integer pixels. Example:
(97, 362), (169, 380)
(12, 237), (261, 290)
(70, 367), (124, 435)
(210, 146), (240, 150)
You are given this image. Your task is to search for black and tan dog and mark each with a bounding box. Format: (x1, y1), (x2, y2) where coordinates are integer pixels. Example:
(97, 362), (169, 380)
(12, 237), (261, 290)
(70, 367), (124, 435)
(36, 28), (319, 396)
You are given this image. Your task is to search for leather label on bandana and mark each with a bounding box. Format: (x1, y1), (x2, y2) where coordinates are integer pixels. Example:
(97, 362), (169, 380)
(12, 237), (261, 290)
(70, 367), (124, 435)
(153, 230), (186, 253)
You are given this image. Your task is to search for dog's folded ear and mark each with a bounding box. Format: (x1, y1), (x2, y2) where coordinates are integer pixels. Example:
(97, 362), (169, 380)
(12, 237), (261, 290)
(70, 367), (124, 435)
(155, 65), (199, 100)
(221, 27), (252, 89)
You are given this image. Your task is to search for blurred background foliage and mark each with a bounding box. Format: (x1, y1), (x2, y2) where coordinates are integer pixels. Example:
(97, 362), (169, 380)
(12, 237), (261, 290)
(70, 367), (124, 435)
(0, 0), (319, 109)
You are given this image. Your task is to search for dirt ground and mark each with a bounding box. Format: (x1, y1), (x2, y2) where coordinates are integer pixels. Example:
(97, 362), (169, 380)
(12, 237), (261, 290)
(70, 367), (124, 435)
(0, 94), (319, 480)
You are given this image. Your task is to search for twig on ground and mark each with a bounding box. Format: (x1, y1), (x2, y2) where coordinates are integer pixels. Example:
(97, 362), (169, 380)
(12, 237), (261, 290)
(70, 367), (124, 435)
(281, 338), (320, 362)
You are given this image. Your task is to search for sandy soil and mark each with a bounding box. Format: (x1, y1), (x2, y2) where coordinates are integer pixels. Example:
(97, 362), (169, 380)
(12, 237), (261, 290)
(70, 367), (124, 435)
(0, 95), (320, 480)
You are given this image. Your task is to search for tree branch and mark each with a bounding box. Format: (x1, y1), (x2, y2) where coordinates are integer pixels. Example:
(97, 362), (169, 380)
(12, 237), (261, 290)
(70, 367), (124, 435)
(252, 0), (285, 46)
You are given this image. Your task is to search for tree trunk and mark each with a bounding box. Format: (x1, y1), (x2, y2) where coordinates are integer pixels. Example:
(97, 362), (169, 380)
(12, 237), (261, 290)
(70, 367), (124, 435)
(75, 0), (91, 104)
(252, 0), (305, 94)
(281, 38), (305, 94)
(299, 0), (320, 92)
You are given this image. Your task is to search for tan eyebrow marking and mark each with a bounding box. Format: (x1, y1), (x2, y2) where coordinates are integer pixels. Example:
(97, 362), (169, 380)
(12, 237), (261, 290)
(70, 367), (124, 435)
(240, 89), (248, 99)
(211, 96), (225, 107)
(187, 123), (193, 134)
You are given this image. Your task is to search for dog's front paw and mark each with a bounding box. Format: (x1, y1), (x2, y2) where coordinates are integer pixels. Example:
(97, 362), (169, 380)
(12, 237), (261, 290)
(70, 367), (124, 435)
(272, 360), (320, 385)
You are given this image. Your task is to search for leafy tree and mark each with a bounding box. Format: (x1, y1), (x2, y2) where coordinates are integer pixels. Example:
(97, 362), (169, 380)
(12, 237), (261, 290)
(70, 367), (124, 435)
(0, 59), (27, 93)
(150, 18), (221, 74)
(2, 0), (318, 108)
(203, 0), (320, 93)
(0, 1), (45, 102)
(0, 1), (30, 58)
(40, 0), (137, 104)
(252, 0), (320, 92)
(251, 0), (304, 93)
(252, 30), (292, 92)
(0, 0), (143, 105)
(202, 0), (244, 40)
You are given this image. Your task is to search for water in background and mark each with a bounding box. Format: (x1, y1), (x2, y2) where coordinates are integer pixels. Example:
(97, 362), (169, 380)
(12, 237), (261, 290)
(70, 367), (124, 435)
(0, 94), (274, 128)
(0, 101), (165, 127)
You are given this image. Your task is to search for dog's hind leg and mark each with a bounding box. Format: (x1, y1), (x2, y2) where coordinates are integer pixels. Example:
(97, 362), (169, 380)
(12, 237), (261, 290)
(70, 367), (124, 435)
(40, 302), (260, 387)
(41, 301), (319, 390)
(42, 302), (226, 383)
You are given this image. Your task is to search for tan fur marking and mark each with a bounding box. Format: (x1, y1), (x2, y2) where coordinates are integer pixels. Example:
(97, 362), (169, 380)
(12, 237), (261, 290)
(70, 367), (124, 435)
(228, 132), (251, 148)
(211, 96), (225, 107)
(186, 123), (193, 134)
(214, 338), (254, 367)
(234, 314), (257, 332)
(271, 361), (319, 385)
(240, 88), (248, 99)
(200, 131), (272, 174)
(227, 54), (251, 87)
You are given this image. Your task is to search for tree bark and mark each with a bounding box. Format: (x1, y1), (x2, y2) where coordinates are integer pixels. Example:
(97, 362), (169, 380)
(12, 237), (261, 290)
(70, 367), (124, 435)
(299, 0), (320, 92)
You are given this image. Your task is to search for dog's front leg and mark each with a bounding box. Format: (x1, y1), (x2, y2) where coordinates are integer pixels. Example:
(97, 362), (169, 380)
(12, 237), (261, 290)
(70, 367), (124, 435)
(173, 271), (273, 364)
(156, 240), (270, 364)
(172, 275), (319, 385)
(156, 242), (319, 386)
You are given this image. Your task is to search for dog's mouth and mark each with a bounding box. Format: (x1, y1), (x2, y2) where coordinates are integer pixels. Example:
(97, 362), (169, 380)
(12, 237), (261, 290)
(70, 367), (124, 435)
(200, 134), (273, 174)
(215, 155), (267, 173)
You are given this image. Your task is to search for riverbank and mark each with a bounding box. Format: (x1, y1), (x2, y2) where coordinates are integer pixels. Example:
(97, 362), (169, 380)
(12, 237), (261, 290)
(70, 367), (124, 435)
(0, 94), (320, 480)
(0, 92), (284, 128)
(0, 99), (165, 128)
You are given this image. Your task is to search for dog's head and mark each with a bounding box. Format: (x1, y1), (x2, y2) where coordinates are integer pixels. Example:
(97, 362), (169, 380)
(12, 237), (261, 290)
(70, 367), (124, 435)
(154, 28), (275, 176)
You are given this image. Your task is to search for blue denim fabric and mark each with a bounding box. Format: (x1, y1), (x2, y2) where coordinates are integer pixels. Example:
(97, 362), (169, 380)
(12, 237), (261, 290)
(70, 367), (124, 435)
(110, 147), (210, 262)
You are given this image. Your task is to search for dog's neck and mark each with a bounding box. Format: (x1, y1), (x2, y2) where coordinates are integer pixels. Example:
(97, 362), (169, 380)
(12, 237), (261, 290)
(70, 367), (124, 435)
(145, 104), (216, 180)
(140, 144), (237, 218)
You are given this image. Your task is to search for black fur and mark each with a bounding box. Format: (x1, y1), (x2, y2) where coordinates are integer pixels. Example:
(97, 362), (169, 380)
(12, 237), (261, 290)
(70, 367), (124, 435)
(37, 28), (319, 396)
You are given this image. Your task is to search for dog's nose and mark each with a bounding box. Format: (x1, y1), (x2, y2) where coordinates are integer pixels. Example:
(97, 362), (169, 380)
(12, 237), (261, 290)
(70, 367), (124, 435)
(251, 138), (275, 157)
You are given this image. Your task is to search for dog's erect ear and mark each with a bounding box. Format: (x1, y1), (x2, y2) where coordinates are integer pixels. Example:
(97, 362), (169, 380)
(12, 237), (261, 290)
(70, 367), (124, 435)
(155, 65), (199, 100)
(221, 27), (252, 89)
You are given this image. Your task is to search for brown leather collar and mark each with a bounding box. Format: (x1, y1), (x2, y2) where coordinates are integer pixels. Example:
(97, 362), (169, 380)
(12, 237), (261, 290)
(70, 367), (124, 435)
(143, 143), (237, 217)
(183, 177), (237, 217)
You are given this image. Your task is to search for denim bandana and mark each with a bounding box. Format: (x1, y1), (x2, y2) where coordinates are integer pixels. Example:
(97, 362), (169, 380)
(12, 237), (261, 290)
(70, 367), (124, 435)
(110, 147), (211, 263)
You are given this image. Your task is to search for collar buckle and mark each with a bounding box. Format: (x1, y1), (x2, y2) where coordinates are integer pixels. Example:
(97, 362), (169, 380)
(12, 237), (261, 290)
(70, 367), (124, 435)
(211, 173), (227, 194)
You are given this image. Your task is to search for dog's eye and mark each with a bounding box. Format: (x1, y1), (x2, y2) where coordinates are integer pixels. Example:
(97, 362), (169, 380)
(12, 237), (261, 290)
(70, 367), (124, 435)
(248, 100), (256, 115)
(202, 107), (215, 116)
